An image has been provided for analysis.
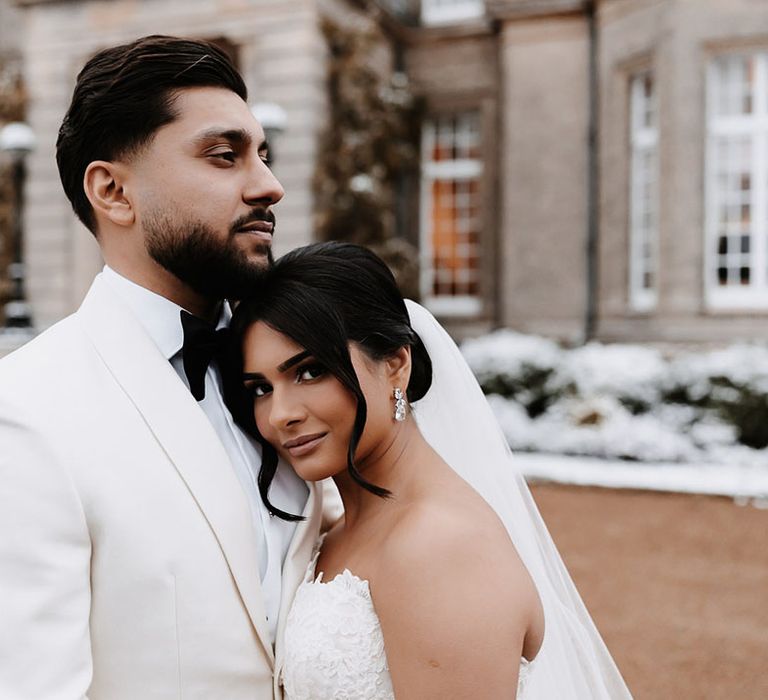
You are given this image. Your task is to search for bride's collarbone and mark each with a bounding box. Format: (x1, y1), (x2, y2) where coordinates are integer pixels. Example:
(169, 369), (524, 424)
(317, 482), (495, 585)
(315, 529), (376, 584)
(315, 513), (400, 584)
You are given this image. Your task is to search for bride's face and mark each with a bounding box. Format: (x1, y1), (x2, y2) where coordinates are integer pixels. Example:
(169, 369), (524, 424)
(241, 321), (396, 482)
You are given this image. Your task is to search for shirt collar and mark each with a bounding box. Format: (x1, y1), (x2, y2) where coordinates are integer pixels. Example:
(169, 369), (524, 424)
(101, 265), (230, 360)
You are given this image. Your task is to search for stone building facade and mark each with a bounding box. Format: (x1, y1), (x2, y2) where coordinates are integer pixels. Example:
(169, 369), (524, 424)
(396, 0), (768, 343)
(10, 0), (331, 332)
(3, 0), (768, 346)
(596, 0), (768, 343)
(0, 0), (25, 326)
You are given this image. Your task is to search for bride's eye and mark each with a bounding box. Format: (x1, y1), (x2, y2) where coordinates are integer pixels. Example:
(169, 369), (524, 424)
(248, 382), (272, 398)
(297, 363), (326, 383)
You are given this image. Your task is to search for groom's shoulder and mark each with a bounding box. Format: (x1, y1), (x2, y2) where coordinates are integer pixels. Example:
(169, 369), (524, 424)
(0, 312), (94, 400)
(0, 314), (82, 370)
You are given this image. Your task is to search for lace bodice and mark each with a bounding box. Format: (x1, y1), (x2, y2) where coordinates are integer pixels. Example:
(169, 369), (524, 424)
(280, 545), (534, 699)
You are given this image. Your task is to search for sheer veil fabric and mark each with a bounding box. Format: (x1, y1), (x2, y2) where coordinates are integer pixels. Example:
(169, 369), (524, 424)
(406, 301), (633, 698)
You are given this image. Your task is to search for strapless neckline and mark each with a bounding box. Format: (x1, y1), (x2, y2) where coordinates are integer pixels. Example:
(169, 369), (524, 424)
(280, 540), (537, 699)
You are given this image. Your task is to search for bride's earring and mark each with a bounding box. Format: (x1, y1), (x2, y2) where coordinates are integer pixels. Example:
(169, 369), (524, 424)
(393, 387), (407, 422)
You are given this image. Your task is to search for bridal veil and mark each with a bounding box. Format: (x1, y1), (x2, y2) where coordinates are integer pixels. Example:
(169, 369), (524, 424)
(406, 301), (633, 699)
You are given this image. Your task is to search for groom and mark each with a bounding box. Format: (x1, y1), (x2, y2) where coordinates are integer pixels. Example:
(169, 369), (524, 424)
(0, 35), (324, 699)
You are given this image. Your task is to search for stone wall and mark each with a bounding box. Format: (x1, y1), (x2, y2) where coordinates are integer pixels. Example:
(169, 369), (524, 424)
(16, 0), (328, 328)
(10, 0), (768, 344)
(0, 0), (25, 328)
(404, 20), (499, 337)
(497, 14), (591, 343)
(598, 0), (768, 342)
(0, 0), (23, 52)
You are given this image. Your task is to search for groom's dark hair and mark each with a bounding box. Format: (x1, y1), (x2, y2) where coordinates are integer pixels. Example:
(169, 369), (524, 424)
(56, 34), (247, 235)
(228, 242), (433, 521)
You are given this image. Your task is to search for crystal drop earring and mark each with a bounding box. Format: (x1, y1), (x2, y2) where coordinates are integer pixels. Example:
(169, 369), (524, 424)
(393, 387), (407, 422)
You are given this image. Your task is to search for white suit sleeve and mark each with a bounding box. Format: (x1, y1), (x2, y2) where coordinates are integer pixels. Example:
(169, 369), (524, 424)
(0, 403), (92, 700)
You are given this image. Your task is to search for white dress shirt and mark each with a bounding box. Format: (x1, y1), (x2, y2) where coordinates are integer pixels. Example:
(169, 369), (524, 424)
(102, 266), (308, 644)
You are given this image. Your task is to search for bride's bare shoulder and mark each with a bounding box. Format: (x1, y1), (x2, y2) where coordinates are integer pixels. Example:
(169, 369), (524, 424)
(379, 482), (527, 588)
(370, 480), (539, 696)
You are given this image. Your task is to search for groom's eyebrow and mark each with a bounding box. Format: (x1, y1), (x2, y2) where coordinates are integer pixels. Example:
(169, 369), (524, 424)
(194, 127), (262, 149)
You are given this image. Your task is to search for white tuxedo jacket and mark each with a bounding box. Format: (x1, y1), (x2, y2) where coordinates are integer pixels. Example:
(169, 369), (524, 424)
(0, 276), (326, 699)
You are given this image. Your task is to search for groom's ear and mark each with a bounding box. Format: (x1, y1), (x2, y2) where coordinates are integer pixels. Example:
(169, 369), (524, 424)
(386, 346), (412, 389)
(84, 160), (135, 229)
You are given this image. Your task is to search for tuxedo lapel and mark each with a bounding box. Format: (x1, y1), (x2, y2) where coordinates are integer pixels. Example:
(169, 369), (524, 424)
(273, 479), (323, 677)
(76, 276), (275, 665)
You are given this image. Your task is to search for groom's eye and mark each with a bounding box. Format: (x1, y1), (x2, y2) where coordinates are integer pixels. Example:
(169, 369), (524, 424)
(210, 149), (236, 163)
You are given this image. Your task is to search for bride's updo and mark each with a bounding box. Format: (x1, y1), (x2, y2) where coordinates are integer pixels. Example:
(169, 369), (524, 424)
(228, 241), (433, 520)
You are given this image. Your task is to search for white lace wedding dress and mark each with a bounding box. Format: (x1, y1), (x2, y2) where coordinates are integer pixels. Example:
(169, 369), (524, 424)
(280, 544), (534, 700)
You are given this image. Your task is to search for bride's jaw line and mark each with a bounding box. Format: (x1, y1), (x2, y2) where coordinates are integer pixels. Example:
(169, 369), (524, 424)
(333, 416), (434, 528)
(243, 321), (361, 484)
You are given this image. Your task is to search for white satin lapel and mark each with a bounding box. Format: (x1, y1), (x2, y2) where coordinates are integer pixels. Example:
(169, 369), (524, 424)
(76, 277), (275, 665)
(273, 479), (323, 676)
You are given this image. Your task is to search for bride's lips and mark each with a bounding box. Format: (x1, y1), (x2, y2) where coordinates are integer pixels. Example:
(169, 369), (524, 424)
(282, 433), (327, 457)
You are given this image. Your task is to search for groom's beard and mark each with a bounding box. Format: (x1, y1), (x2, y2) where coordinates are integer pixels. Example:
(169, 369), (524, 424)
(144, 209), (275, 300)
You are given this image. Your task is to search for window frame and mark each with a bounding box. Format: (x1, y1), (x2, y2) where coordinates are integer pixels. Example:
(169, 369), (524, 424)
(419, 111), (484, 317)
(421, 0), (485, 26)
(705, 50), (768, 310)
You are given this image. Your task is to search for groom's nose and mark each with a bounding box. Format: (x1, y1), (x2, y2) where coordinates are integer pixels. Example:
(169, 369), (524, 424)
(243, 156), (284, 206)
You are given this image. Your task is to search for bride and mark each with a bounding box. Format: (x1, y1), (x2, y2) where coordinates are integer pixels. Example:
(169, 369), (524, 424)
(228, 241), (632, 699)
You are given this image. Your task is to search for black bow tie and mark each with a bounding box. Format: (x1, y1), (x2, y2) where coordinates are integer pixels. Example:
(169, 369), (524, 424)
(180, 310), (230, 401)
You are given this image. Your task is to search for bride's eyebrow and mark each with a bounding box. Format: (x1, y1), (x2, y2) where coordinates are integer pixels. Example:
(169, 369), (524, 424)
(242, 350), (313, 381)
(277, 350), (311, 372)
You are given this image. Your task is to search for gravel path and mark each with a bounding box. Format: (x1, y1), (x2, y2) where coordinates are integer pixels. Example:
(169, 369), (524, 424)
(530, 484), (768, 700)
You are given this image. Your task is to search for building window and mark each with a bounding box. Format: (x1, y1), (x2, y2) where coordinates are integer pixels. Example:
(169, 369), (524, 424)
(706, 52), (768, 309)
(420, 112), (483, 316)
(421, 0), (484, 26)
(628, 71), (659, 311)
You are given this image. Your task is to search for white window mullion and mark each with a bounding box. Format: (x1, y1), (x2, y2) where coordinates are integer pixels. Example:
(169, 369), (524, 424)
(756, 56), (768, 291)
(754, 130), (767, 291)
(705, 61), (719, 300)
(419, 124), (436, 304)
(421, 0), (484, 26)
(629, 71), (659, 311)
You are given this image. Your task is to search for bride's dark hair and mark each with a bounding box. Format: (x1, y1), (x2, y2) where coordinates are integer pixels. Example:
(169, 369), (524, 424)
(227, 241), (433, 521)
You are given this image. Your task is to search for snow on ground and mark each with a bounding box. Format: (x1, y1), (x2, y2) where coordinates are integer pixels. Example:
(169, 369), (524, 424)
(670, 344), (768, 396)
(515, 452), (768, 502)
(486, 394), (767, 466)
(462, 330), (563, 384)
(462, 330), (768, 499)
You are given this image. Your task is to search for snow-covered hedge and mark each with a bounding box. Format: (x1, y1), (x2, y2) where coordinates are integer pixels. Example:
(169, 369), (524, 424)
(461, 331), (768, 466)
